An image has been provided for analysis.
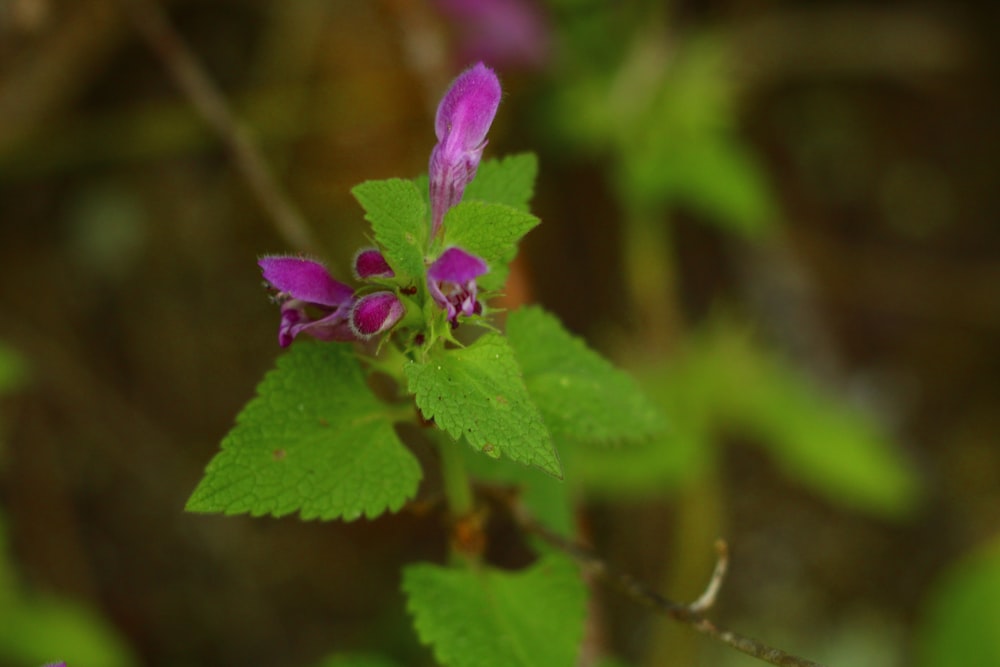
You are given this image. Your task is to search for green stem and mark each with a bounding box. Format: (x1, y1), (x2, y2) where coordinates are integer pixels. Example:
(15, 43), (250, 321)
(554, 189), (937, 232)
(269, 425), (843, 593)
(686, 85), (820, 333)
(437, 434), (473, 517)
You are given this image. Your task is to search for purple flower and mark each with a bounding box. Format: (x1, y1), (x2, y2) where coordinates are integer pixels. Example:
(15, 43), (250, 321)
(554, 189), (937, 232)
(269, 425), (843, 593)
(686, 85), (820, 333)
(427, 247), (488, 323)
(353, 247), (395, 280)
(259, 256), (357, 347)
(429, 62), (502, 237)
(350, 291), (405, 339)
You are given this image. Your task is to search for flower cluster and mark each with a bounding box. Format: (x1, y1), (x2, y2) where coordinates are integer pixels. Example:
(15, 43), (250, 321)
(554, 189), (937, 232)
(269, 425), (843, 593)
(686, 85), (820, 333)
(259, 254), (402, 347)
(259, 63), (500, 347)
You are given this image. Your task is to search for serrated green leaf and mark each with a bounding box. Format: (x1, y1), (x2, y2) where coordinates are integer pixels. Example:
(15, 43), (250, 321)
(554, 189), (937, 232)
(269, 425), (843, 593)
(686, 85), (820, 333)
(917, 539), (1000, 667)
(441, 201), (539, 292)
(463, 153), (538, 212)
(404, 334), (560, 477)
(403, 555), (586, 667)
(508, 306), (666, 445)
(352, 179), (428, 282)
(187, 343), (421, 521)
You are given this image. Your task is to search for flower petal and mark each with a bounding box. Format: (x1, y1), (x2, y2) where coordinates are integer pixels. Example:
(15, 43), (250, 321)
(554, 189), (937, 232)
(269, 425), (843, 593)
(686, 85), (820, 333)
(427, 247), (488, 323)
(428, 247), (488, 283)
(259, 256), (354, 307)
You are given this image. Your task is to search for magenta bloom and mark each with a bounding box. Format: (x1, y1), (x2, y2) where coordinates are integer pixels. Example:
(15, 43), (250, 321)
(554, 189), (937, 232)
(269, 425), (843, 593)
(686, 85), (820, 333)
(259, 256), (357, 347)
(350, 291), (405, 339)
(353, 247), (395, 280)
(429, 62), (502, 237)
(427, 247), (488, 324)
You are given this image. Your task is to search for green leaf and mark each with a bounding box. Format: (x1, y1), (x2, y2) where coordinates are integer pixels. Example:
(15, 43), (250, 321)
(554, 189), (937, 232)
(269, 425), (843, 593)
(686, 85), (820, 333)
(507, 306), (666, 445)
(918, 539), (1000, 667)
(0, 596), (135, 667)
(463, 153), (538, 212)
(441, 201), (539, 292)
(187, 343), (421, 521)
(352, 179), (428, 282)
(403, 555), (586, 667)
(404, 334), (560, 477)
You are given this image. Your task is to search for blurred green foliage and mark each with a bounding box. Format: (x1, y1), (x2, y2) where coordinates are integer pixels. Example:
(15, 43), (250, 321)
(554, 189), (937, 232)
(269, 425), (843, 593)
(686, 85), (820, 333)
(0, 345), (135, 667)
(917, 538), (1000, 667)
(0, 343), (27, 396)
(569, 322), (919, 517)
(544, 5), (774, 234)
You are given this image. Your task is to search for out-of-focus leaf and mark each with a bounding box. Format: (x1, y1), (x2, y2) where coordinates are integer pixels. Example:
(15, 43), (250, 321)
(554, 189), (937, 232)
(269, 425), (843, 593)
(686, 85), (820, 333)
(0, 596), (135, 667)
(0, 343), (26, 394)
(548, 30), (776, 235)
(570, 321), (919, 517)
(692, 323), (919, 516)
(917, 538), (1000, 667)
(615, 37), (775, 234)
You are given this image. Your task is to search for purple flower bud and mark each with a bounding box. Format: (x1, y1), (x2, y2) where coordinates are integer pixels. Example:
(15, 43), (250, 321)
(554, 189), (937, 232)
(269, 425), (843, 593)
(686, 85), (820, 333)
(353, 247), (395, 280)
(350, 291), (405, 339)
(259, 256), (357, 347)
(427, 247), (488, 323)
(429, 62), (502, 238)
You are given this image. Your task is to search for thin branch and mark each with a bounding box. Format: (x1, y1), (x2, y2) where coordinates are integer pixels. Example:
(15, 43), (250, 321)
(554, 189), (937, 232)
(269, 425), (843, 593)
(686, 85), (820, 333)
(513, 506), (828, 667)
(119, 0), (320, 255)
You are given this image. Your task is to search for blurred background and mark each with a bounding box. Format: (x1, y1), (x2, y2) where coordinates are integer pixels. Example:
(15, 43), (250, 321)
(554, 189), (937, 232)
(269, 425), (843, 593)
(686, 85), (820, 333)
(0, 0), (998, 666)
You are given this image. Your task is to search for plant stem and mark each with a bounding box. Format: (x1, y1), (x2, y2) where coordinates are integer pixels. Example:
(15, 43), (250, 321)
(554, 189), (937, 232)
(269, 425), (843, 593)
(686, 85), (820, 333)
(438, 435), (473, 517)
